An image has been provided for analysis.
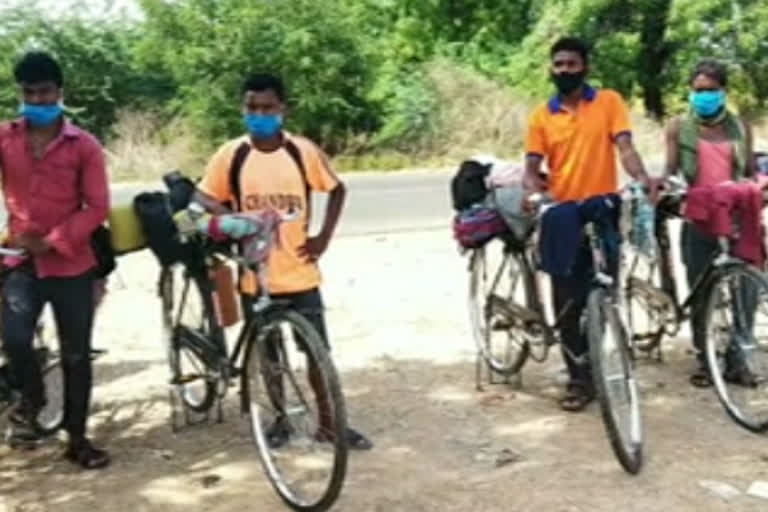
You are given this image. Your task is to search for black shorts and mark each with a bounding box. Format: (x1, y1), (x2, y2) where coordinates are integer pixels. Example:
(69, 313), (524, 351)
(241, 288), (330, 351)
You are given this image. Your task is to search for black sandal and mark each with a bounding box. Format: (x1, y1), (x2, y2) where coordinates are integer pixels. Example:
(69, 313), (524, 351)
(65, 439), (110, 470)
(724, 366), (759, 388)
(315, 427), (373, 451)
(689, 368), (713, 388)
(266, 417), (292, 449)
(344, 427), (373, 451)
(559, 384), (594, 412)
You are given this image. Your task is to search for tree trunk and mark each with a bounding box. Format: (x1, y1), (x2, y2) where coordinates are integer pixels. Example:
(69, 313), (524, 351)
(637, 0), (672, 120)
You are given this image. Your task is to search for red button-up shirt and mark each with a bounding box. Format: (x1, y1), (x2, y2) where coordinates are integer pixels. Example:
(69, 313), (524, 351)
(0, 118), (109, 278)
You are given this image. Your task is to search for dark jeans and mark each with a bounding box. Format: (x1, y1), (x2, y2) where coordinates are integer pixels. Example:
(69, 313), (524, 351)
(241, 288), (330, 349)
(551, 238), (619, 389)
(681, 223), (757, 366)
(2, 265), (95, 439)
(681, 223), (719, 359)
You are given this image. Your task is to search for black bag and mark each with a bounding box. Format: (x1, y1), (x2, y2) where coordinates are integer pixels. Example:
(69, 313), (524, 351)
(163, 170), (197, 212)
(91, 225), (117, 279)
(450, 159), (492, 211)
(133, 191), (188, 266)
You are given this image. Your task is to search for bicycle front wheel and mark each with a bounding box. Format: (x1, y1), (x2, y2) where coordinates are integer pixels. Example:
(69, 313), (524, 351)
(704, 264), (768, 433)
(242, 310), (347, 512)
(587, 287), (644, 474)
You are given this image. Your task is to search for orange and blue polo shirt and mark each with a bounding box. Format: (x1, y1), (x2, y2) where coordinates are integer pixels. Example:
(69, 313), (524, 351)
(524, 85), (631, 202)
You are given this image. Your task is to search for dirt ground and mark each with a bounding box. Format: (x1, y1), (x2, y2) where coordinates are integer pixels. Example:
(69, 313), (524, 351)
(2, 228), (768, 511)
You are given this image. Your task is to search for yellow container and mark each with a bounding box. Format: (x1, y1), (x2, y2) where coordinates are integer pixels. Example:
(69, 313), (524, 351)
(107, 204), (147, 254)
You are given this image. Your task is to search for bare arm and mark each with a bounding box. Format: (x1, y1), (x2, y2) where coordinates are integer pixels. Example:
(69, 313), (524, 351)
(615, 133), (650, 184)
(523, 154), (545, 192)
(192, 190), (231, 215)
(318, 181), (345, 242)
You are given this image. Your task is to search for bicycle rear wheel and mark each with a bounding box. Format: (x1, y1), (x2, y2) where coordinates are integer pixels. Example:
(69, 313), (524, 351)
(468, 240), (531, 376)
(704, 264), (768, 433)
(242, 310), (347, 512)
(160, 265), (218, 413)
(587, 287), (644, 474)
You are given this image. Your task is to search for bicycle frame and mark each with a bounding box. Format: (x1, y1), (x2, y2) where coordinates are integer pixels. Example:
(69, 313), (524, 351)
(626, 204), (742, 327)
(493, 218), (619, 361)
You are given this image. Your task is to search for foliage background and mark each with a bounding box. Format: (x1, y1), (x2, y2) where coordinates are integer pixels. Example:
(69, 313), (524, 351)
(1, 0), (767, 176)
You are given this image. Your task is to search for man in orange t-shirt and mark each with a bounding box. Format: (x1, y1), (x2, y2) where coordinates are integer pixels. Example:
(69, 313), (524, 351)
(194, 73), (372, 450)
(524, 37), (654, 412)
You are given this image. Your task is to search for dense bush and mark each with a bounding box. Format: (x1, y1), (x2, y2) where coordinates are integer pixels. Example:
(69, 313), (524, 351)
(1, 0), (767, 171)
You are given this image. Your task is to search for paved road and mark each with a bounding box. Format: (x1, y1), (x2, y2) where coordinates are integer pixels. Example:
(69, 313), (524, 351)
(3, 165), (672, 237)
(107, 170), (454, 237)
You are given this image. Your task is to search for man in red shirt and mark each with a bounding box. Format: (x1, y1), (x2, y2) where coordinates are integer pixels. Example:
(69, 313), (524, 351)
(0, 52), (109, 469)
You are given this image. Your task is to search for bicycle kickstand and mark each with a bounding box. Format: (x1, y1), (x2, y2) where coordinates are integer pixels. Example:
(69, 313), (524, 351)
(475, 352), (485, 392)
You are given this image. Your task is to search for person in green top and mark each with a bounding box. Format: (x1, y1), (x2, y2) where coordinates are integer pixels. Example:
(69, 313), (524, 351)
(663, 59), (758, 387)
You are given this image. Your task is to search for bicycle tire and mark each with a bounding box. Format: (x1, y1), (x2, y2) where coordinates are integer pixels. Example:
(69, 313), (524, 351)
(587, 287), (644, 474)
(704, 263), (768, 433)
(242, 309), (348, 512)
(468, 245), (530, 376)
(160, 265), (218, 414)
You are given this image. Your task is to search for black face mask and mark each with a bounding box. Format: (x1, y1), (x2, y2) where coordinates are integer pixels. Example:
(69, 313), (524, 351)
(551, 71), (586, 95)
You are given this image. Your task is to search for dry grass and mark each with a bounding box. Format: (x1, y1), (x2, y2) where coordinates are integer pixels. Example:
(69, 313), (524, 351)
(105, 110), (210, 183)
(103, 71), (687, 180)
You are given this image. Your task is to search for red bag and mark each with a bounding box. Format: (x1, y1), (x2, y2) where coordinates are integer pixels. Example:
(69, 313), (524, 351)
(453, 206), (508, 249)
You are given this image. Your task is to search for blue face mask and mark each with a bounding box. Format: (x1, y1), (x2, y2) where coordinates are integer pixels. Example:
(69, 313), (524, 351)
(689, 90), (726, 118)
(244, 113), (283, 139)
(19, 103), (63, 127)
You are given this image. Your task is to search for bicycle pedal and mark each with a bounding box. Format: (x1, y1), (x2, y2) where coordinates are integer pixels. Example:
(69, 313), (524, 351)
(171, 374), (203, 385)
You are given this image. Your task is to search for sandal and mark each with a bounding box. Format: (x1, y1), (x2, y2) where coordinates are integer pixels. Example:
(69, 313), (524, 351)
(689, 368), (713, 388)
(559, 384), (594, 412)
(65, 439), (110, 470)
(724, 366), (759, 388)
(265, 417), (292, 449)
(343, 427), (373, 451)
(315, 427), (373, 451)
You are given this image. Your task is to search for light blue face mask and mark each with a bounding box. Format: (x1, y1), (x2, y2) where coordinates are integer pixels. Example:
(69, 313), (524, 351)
(689, 90), (726, 118)
(19, 103), (63, 127)
(244, 113), (283, 139)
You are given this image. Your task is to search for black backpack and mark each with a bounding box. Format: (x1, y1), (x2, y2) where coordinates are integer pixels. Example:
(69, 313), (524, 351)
(91, 224), (117, 279)
(450, 159), (492, 211)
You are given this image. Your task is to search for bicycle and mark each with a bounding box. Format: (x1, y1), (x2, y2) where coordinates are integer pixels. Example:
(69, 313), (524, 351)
(0, 247), (64, 444)
(468, 191), (644, 474)
(159, 203), (348, 512)
(624, 177), (768, 433)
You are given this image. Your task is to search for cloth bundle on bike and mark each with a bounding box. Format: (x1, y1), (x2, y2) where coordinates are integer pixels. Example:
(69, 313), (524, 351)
(174, 209), (284, 266)
(685, 182), (765, 266)
(451, 155), (533, 248)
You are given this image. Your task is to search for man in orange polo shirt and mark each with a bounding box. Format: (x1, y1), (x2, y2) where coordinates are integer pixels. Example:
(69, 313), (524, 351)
(524, 37), (654, 411)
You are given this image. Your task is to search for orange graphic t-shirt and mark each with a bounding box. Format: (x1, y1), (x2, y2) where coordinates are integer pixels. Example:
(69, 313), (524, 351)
(198, 132), (340, 295)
